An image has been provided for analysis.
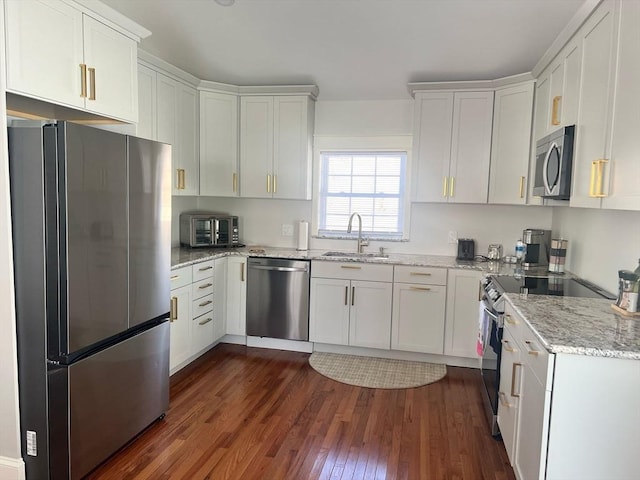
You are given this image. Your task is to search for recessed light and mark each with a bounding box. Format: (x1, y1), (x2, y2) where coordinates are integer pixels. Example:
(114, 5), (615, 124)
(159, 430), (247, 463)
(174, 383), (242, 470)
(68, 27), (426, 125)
(215, 0), (235, 6)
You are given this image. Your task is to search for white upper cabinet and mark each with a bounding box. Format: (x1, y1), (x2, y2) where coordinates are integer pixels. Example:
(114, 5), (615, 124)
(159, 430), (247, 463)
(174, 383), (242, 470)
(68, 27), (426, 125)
(488, 82), (534, 205)
(412, 91), (493, 204)
(199, 90), (239, 197)
(570, 0), (618, 208)
(137, 64), (157, 141)
(5, 0), (140, 123)
(602, 0), (640, 210)
(240, 95), (314, 199)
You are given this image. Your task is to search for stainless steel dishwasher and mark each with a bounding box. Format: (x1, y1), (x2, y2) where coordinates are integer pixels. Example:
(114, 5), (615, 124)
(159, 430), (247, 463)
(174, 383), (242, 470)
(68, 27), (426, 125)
(246, 257), (310, 341)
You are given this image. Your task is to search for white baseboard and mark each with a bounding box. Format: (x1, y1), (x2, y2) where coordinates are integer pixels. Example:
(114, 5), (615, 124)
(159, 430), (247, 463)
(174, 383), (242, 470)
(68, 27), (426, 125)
(246, 336), (313, 353)
(0, 456), (25, 480)
(221, 334), (247, 345)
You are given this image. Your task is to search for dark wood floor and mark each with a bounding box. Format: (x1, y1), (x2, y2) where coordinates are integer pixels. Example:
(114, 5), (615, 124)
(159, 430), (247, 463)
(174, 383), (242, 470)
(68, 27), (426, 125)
(87, 344), (515, 480)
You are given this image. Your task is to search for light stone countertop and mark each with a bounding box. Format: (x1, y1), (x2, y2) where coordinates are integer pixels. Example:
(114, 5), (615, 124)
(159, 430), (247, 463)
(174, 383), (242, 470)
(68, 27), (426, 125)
(505, 294), (640, 360)
(171, 246), (521, 274)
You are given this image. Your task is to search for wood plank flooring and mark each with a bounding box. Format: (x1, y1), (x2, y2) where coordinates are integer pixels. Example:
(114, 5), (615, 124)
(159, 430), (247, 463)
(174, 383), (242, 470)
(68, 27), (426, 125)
(86, 344), (515, 480)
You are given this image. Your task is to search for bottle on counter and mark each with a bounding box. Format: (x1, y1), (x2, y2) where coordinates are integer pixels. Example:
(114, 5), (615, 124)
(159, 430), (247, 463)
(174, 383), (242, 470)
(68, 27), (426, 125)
(515, 240), (525, 261)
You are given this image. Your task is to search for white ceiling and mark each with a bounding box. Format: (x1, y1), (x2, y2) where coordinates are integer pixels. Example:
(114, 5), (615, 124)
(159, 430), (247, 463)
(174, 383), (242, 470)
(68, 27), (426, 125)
(101, 0), (585, 100)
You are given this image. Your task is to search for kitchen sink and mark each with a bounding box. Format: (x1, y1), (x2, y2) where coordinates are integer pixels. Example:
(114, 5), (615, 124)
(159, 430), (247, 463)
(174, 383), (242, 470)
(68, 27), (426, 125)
(322, 251), (389, 259)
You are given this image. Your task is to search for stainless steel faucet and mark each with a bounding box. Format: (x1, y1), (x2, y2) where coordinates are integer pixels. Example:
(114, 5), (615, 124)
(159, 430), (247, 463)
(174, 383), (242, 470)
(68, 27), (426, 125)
(347, 212), (369, 254)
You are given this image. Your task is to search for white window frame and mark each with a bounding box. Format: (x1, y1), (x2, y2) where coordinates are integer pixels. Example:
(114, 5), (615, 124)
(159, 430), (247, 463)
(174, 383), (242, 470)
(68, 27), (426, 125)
(312, 135), (413, 241)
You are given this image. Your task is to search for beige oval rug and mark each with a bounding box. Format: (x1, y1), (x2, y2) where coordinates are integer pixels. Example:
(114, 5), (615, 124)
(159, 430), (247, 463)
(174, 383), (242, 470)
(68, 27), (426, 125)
(309, 352), (447, 389)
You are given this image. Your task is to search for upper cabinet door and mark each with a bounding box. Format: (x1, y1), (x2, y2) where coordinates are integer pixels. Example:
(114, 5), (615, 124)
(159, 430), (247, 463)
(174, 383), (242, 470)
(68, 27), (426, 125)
(177, 84), (198, 196)
(5, 0), (84, 109)
(449, 91), (494, 204)
(412, 92), (454, 202)
(489, 83), (534, 205)
(199, 91), (239, 197)
(137, 64), (157, 141)
(82, 16), (138, 122)
(570, 0), (618, 208)
(240, 96), (274, 198)
(273, 96), (312, 200)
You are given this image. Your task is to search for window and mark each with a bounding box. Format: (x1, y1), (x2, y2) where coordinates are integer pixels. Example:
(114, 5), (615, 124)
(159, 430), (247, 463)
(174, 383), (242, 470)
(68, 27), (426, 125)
(318, 151), (407, 239)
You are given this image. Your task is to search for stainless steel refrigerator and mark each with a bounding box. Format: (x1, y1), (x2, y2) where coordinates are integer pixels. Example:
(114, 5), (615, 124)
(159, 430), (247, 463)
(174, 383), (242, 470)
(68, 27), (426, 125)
(9, 122), (172, 480)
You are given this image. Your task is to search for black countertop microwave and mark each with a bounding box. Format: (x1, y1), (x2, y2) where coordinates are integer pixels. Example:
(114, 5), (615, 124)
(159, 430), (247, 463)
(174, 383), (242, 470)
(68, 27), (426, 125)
(533, 125), (575, 200)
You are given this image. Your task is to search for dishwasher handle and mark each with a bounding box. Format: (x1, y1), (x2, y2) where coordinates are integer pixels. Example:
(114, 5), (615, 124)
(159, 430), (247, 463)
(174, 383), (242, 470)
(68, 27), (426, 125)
(249, 265), (308, 273)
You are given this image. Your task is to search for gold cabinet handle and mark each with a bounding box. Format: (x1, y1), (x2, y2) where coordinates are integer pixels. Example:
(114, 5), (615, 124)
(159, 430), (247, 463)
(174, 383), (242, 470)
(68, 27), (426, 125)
(596, 159), (608, 197)
(267, 174), (271, 193)
(501, 339), (516, 353)
(198, 266), (213, 272)
(519, 176), (525, 198)
(170, 275), (179, 280)
(449, 176), (455, 197)
(170, 297), (178, 322)
(198, 282), (213, 289)
(340, 265), (362, 269)
(552, 96), (561, 125)
(79, 64), (87, 98)
(199, 300), (213, 307)
(409, 286), (432, 291)
(442, 176), (448, 197)
(88, 67), (96, 100)
(240, 262), (245, 282)
(511, 363), (522, 398)
(198, 317), (213, 326)
(410, 272), (432, 276)
(232, 173), (237, 193)
(273, 174), (277, 194)
(589, 160), (597, 197)
(498, 391), (512, 408)
(177, 169), (186, 190)
(344, 286), (348, 305)
(504, 314), (517, 326)
(351, 286), (355, 306)
(524, 340), (540, 356)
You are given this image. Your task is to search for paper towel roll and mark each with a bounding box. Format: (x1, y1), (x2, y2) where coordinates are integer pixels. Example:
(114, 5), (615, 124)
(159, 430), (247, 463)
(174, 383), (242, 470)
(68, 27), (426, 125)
(297, 221), (309, 251)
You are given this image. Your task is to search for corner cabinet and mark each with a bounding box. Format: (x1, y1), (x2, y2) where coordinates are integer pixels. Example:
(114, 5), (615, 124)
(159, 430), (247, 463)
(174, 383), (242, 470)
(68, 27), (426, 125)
(444, 269), (482, 358)
(488, 82), (534, 205)
(5, 0), (140, 123)
(240, 95), (314, 200)
(226, 257), (246, 336)
(199, 90), (239, 197)
(309, 262), (393, 349)
(412, 91), (493, 203)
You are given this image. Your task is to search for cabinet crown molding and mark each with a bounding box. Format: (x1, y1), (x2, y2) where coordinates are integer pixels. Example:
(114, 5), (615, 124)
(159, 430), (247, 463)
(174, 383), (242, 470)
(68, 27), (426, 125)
(138, 50), (200, 87)
(66, 0), (151, 41)
(408, 73), (533, 97)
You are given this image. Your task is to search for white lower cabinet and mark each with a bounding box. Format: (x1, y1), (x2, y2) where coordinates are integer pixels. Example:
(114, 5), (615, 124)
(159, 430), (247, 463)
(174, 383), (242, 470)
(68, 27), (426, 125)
(496, 325), (521, 465)
(226, 256), (247, 336)
(309, 262), (393, 349)
(444, 269), (482, 358)
(169, 265), (193, 371)
(391, 266), (447, 354)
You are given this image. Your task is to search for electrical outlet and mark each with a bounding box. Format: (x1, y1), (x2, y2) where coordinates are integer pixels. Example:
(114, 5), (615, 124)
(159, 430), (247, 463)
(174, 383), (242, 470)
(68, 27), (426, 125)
(282, 224), (294, 237)
(448, 230), (458, 244)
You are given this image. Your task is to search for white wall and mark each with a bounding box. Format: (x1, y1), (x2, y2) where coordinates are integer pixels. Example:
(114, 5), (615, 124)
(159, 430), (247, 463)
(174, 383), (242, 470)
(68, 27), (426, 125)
(552, 207), (640, 293)
(171, 196), (198, 246)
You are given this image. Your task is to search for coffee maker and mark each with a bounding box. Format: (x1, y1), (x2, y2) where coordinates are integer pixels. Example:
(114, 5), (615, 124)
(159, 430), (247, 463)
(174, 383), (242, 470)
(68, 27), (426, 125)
(522, 229), (551, 269)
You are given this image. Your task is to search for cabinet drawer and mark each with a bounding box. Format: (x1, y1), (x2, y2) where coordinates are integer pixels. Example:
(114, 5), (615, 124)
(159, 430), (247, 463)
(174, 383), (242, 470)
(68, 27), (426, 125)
(171, 266), (192, 290)
(520, 329), (553, 389)
(192, 294), (214, 319)
(393, 265), (447, 285)
(311, 261), (393, 282)
(192, 277), (214, 300)
(191, 312), (214, 353)
(192, 259), (215, 281)
(503, 303), (525, 340)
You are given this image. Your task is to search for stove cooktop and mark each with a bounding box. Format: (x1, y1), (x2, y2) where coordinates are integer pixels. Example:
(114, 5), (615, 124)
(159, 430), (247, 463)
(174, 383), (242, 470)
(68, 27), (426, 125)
(492, 275), (615, 300)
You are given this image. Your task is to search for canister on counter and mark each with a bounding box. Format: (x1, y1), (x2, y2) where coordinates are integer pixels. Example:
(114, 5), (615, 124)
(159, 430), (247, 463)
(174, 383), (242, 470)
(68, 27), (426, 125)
(548, 239), (568, 273)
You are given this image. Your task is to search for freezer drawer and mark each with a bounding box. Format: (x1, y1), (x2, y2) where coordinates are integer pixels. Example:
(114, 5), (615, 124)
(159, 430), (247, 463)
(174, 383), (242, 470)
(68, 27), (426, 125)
(49, 322), (170, 479)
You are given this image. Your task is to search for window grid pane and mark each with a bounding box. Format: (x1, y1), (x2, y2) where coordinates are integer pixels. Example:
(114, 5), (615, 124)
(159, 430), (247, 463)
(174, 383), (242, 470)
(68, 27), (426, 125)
(319, 152), (406, 237)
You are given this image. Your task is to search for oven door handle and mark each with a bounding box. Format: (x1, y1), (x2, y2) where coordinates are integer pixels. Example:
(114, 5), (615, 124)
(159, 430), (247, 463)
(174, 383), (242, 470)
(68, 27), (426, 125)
(480, 300), (499, 321)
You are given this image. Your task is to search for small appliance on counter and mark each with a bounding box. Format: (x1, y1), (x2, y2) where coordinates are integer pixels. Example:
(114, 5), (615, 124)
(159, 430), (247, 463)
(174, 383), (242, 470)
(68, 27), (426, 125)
(487, 244), (503, 261)
(180, 212), (242, 248)
(457, 238), (475, 260)
(522, 229), (551, 269)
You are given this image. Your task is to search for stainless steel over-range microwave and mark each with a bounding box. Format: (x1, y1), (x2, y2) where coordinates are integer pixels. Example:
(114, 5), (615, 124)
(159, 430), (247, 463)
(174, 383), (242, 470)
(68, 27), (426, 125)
(180, 213), (240, 247)
(533, 125), (575, 200)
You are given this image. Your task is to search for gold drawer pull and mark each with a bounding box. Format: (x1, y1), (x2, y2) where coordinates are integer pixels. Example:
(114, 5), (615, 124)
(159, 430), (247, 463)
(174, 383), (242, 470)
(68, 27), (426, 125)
(504, 315), (517, 325)
(340, 265), (362, 269)
(198, 300), (213, 307)
(410, 286), (432, 291)
(501, 339), (516, 353)
(410, 272), (432, 276)
(449, 176), (455, 197)
(198, 265), (213, 271)
(498, 391), (512, 408)
(198, 317), (213, 326)
(524, 340), (540, 356)
(198, 283), (213, 289)
(170, 275), (180, 280)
